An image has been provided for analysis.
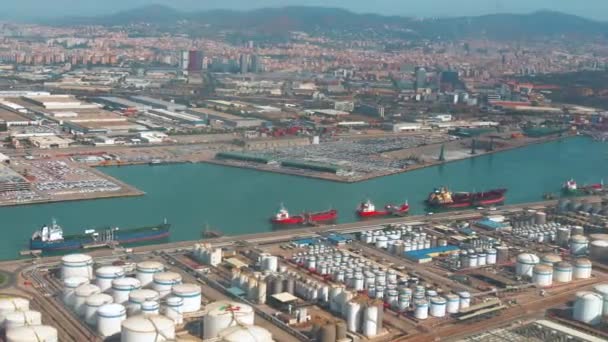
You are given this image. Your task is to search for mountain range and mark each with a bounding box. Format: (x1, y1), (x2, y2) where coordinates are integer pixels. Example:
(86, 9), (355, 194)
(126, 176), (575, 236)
(52, 5), (608, 40)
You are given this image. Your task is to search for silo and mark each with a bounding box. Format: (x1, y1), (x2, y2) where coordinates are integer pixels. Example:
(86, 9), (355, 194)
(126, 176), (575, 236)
(556, 227), (571, 247)
(0, 298), (29, 325)
(345, 300), (362, 333)
(152, 272), (182, 298)
(257, 281), (267, 304)
(414, 299), (429, 320)
(112, 277), (141, 304)
(141, 301), (160, 316)
(135, 261), (165, 287)
(468, 254), (478, 268)
(318, 323), (336, 342)
(554, 262), (573, 283)
(516, 253), (540, 277)
(217, 325), (273, 342)
(570, 235), (589, 256)
(171, 284), (201, 313)
(271, 276), (284, 295)
(95, 266), (125, 292)
(573, 291), (602, 325)
(540, 254), (562, 267)
(96, 303), (126, 337)
(84, 293), (113, 326)
(6, 325), (57, 342)
(592, 284), (608, 316)
(589, 234), (608, 242)
(62, 277), (89, 307)
(535, 212), (547, 225)
(495, 246), (509, 263)
(4, 310), (42, 330)
(446, 294), (460, 314)
(61, 254), (93, 280)
(458, 292), (471, 310)
(203, 301), (255, 339)
(532, 265), (553, 287)
(362, 302), (381, 337)
(486, 249), (497, 265)
(127, 289), (160, 316)
(284, 277), (295, 294)
(590, 240), (608, 262)
(162, 296), (183, 325)
(574, 258), (593, 279)
(260, 254), (279, 273)
(121, 314), (175, 342)
(572, 226), (585, 236)
(430, 296), (447, 317)
(73, 283), (101, 316)
(336, 321), (347, 341)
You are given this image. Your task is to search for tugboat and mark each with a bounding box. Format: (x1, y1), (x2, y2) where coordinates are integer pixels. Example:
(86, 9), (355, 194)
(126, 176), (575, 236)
(270, 204), (338, 226)
(30, 219), (171, 251)
(426, 187), (507, 209)
(356, 199), (409, 218)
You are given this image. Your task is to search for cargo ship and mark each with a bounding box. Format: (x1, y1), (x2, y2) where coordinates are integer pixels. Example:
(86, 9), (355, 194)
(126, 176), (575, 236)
(562, 179), (603, 195)
(270, 205), (338, 225)
(356, 199), (409, 218)
(29, 219), (171, 251)
(426, 187), (507, 209)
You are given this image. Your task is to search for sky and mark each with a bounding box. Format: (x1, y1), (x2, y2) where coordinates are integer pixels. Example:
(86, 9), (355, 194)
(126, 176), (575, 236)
(3, 0), (608, 21)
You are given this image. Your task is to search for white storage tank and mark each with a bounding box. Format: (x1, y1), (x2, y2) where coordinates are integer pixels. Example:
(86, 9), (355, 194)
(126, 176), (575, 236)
(458, 292), (471, 310)
(163, 296), (183, 325)
(362, 303), (381, 337)
(217, 325), (273, 342)
(414, 299), (429, 320)
(570, 235), (589, 256)
(375, 236), (388, 249)
(532, 265), (553, 288)
(516, 253), (540, 277)
(6, 325), (57, 342)
(540, 254), (562, 267)
(554, 262), (573, 283)
(127, 289), (160, 316)
(95, 266), (125, 292)
(61, 254), (93, 280)
(573, 291), (602, 325)
(97, 303), (126, 337)
(152, 272), (182, 298)
(171, 284), (201, 313)
(74, 283), (101, 316)
(590, 240), (608, 262)
(121, 314), (175, 342)
(112, 277), (141, 304)
(345, 300), (362, 333)
(62, 277), (89, 307)
(593, 284), (608, 316)
(574, 258), (593, 279)
(486, 249), (497, 265)
(84, 293), (113, 326)
(4, 310), (42, 330)
(141, 301), (159, 315)
(0, 297), (29, 324)
(135, 261), (165, 287)
(446, 294), (460, 314)
(430, 296), (447, 317)
(203, 301), (255, 339)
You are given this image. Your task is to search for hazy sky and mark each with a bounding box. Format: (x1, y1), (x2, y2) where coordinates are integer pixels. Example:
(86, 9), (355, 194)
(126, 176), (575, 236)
(4, 0), (608, 20)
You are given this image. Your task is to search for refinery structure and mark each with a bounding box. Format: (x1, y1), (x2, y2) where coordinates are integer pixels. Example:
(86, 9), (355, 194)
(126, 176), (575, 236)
(1, 197), (608, 341)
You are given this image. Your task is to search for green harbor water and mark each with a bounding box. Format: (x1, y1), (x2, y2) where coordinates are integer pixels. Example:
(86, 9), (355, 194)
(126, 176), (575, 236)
(1, 136), (606, 260)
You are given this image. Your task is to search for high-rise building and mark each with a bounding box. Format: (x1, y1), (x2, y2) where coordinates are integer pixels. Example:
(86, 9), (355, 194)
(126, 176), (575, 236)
(250, 54), (260, 73)
(239, 54), (250, 74)
(188, 50), (204, 72)
(179, 51), (189, 71)
(415, 67), (427, 90)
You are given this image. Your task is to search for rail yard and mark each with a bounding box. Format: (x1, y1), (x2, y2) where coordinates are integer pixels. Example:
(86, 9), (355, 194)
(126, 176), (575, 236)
(0, 197), (607, 341)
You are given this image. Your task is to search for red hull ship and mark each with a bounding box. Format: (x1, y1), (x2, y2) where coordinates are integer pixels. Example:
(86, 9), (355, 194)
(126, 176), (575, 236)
(357, 200), (409, 218)
(271, 205), (338, 225)
(426, 187), (507, 209)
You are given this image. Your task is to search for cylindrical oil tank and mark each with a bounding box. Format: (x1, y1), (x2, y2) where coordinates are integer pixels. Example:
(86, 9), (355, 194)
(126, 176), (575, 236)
(203, 301), (255, 339)
(554, 262), (573, 283)
(74, 283), (101, 316)
(345, 300), (362, 333)
(414, 299), (429, 320)
(572, 226), (584, 236)
(593, 284), (608, 316)
(62, 277), (89, 307)
(573, 291), (602, 325)
(171, 284), (201, 313)
(127, 289), (160, 316)
(486, 249), (497, 265)
(574, 258), (593, 279)
(516, 253), (540, 277)
(112, 277), (141, 304)
(496, 246), (509, 264)
(446, 294), (460, 314)
(6, 325), (57, 342)
(95, 266), (125, 292)
(430, 296), (447, 317)
(532, 265), (553, 288)
(375, 236), (388, 249)
(163, 296), (183, 325)
(0, 297), (29, 325)
(97, 303), (126, 337)
(4, 310), (42, 330)
(84, 293), (113, 326)
(336, 321), (347, 340)
(589, 234), (608, 242)
(318, 323), (336, 342)
(135, 261), (165, 287)
(556, 227), (571, 247)
(590, 240), (608, 262)
(152, 272), (182, 298)
(121, 314), (175, 342)
(61, 254), (93, 280)
(217, 325), (273, 342)
(458, 292), (471, 310)
(570, 235), (589, 256)
(468, 254), (478, 268)
(284, 277), (295, 294)
(541, 254), (562, 267)
(362, 303), (380, 337)
(535, 212), (547, 225)
(141, 301), (159, 315)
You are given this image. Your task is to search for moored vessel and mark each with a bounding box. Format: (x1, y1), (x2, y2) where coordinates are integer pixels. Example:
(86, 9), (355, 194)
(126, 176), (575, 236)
(270, 204), (337, 225)
(426, 187), (506, 209)
(562, 178), (603, 195)
(356, 199), (409, 218)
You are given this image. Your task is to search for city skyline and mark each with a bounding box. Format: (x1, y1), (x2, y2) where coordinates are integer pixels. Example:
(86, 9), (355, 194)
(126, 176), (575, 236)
(3, 0), (608, 21)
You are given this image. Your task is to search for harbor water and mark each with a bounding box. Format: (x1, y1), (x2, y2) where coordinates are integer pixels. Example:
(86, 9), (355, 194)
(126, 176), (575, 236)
(0, 136), (606, 260)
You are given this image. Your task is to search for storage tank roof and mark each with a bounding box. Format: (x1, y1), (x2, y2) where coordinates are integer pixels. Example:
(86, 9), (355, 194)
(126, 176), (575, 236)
(6, 325), (57, 340)
(75, 283), (101, 296)
(97, 303), (126, 317)
(136, 261), (164, 270)
(206, 301), (253, 316)
(85, 293), (113, 306)
(575, 258), (592, 266)
(517, 253), (540, 264)
(555, 262), (573, 269)
(129, 289), (159, 303)
(96, 266), (124, 276)
(591, 240), (608, 247)
(172, 283), (201, 295)
(121, 314), (174, 332)
(63, 277), (89, 287)
(112, 277), (141, 288)
(541, 254), (562, 263)
(593, 284), (608, 296)
(217, 325), (273, 342)
(62, 253), (92, 263)
(533, 265), (553, 273)
(153, 272), (182, 282)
